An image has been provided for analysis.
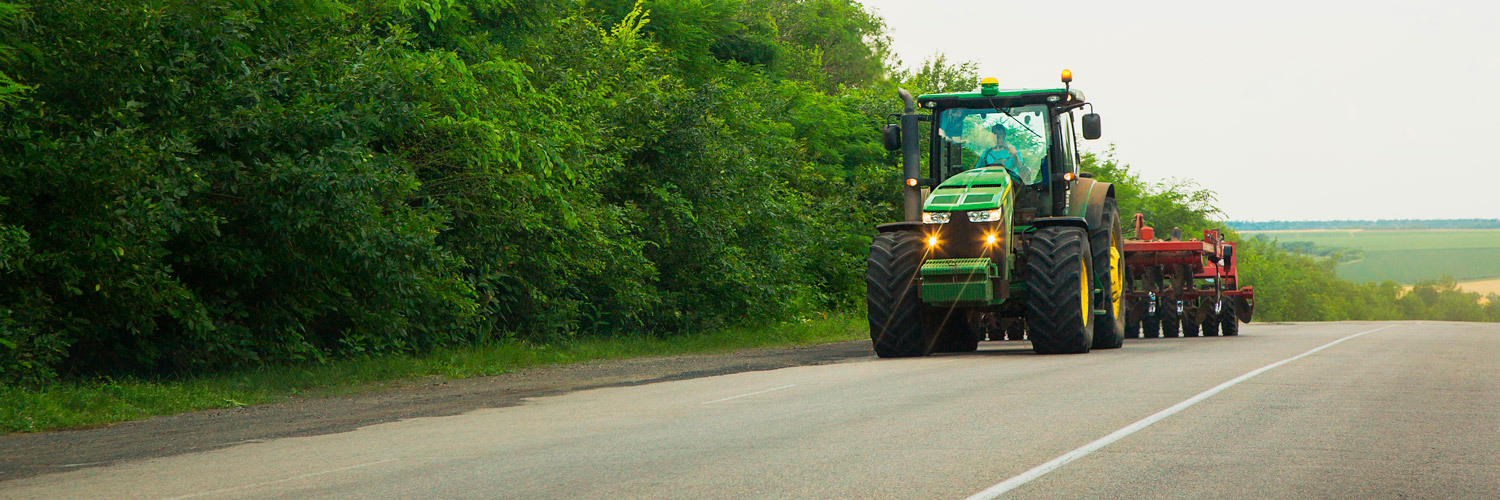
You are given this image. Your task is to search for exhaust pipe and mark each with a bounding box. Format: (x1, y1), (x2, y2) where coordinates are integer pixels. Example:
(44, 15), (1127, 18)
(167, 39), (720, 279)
(899, 88), (921, 222)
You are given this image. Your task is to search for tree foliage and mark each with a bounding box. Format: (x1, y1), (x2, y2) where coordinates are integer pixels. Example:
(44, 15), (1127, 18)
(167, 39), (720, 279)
(0, 0), (906, 384)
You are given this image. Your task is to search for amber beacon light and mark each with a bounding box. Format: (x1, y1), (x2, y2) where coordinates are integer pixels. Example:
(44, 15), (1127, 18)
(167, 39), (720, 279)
(1060, 69), (1073, 83)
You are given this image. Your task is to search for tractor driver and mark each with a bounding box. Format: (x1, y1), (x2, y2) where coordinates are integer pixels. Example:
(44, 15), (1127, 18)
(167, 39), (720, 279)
(974, 123), (1025, 181)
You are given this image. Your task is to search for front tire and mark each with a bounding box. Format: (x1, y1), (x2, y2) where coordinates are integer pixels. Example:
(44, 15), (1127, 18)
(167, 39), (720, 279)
(1090, 199), (1126, 350)
(867, 231), (934, 357)
(1025, 226), (1094, 354)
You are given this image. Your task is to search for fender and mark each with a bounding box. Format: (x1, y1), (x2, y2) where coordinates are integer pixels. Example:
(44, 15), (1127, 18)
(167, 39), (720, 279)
(1030, 216), (1088, 229)
(876, 222), (926, 233)
(1067, 178), (1115, 231)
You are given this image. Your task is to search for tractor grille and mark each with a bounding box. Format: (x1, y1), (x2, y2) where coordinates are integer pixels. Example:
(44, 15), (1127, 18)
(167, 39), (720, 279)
(926, 214), (1000, 260)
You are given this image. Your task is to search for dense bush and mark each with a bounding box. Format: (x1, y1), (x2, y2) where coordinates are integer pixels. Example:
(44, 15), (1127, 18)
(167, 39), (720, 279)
(0, 0), (903, 383)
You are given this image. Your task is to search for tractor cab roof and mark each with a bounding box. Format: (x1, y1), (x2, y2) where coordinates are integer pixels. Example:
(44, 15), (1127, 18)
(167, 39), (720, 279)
(917, 87), (1086, 110)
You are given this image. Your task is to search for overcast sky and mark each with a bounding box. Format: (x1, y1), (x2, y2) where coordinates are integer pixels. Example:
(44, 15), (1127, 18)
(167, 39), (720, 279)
(856, 0), (1500, 221)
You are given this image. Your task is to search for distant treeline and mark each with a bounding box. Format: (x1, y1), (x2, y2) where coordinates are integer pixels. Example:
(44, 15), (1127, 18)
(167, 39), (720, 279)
(1245, 237), (1363, 263)
(1230, 219), (1500, 231)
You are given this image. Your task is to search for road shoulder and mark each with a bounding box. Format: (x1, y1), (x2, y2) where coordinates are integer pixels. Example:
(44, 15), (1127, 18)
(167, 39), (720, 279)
(0, 340), (872, 481)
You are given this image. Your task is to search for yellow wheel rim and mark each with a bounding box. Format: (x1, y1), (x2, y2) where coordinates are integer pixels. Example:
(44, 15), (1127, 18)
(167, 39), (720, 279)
(1080, 254), (1090, 322)
(1110, 231), (1123, 318)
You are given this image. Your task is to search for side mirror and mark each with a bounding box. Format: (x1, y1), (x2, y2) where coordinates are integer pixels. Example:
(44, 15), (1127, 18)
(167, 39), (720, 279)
(1081, 113), (1102, 140)
(881, 124), (902, 151)
(1222, 245), (1234, 263)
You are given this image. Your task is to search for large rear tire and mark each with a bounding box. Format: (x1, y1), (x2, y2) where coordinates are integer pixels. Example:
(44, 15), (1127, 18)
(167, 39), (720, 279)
(867, 231), (934, 357)
(1090, 199), (1126, 350)
(1025, 226), (1094, 354)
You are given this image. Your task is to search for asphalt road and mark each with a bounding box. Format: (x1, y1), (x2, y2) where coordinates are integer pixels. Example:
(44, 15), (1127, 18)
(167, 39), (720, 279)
(6, 321), (1499, 499)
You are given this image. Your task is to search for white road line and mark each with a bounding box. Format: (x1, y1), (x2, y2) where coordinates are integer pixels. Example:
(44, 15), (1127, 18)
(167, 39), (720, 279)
(964, 325), (1395, 500)
(701, 384), (796, 404)
(164, 458), (396, 500)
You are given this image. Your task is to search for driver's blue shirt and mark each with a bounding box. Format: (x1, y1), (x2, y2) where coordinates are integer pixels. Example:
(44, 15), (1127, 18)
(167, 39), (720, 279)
(975, 147), (1021, 175)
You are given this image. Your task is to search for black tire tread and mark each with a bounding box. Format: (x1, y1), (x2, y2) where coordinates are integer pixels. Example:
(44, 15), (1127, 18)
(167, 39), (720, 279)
(1162, 301), (1181, 338)
(1221, 300), (1239, 336)
(1182, 309), (1200, 337)
(1202, 301), (1221, 336)
(1089, 199), (1125, 349)
(1024, 226), (1093, 354)
(866, 232), (934, 357)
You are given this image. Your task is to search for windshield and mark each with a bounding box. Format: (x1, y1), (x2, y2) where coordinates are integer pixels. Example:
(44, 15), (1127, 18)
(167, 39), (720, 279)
(936, 105), (1050, 184)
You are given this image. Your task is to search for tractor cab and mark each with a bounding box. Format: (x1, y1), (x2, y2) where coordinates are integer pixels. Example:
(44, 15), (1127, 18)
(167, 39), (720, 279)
(906, 75), (1100, 221)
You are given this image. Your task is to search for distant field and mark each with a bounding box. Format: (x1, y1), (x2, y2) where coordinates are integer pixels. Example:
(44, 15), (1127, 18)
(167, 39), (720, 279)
(1242, 229), (1500, 284)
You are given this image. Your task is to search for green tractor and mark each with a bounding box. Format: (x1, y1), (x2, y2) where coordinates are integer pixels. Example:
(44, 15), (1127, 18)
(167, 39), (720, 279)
(867, 71), (1125, 356)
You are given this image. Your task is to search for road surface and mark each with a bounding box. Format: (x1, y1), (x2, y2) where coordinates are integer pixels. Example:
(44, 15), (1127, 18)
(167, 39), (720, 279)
(4, 321), (1499, 499)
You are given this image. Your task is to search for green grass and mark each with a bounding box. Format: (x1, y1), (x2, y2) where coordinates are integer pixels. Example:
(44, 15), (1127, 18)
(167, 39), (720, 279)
(1243, 229), (1500, 283)
(1, 312), (866, 434)
(1337, 248), (1500, 283)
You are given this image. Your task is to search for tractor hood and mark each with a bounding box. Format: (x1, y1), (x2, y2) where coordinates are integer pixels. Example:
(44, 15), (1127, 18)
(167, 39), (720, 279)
(923, 167), (1013, 212)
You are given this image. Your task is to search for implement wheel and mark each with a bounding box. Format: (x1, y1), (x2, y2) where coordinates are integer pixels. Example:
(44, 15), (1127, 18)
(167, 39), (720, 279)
(1182, 309), (1201, 337)
(1220, 300), (1240, 336)
(1161, 301), (1181, 338)
(867, 231), (935, 357)
(1202, 299), (1222, 336)
(1024, 226), (1094, 354)
(1089, 198), (1126, 350)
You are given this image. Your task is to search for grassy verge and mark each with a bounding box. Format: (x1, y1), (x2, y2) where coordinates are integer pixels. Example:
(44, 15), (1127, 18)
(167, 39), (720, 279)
(2, 312), (865, 434)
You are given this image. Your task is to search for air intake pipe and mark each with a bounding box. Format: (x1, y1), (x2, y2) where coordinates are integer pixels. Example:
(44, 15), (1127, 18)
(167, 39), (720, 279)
(899, 88), (921, 222)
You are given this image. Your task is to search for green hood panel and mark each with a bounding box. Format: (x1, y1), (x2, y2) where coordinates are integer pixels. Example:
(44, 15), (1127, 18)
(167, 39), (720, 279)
(923, 168), (1013, 211)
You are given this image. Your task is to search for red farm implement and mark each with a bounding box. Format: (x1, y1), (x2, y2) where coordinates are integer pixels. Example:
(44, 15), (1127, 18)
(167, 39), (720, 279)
(1121, 213), (1254, 338)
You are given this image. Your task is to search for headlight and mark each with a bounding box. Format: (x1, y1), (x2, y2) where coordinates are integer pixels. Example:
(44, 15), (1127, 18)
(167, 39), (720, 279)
(922, 212), (951, 224)
(967, 209), (1003, 223)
